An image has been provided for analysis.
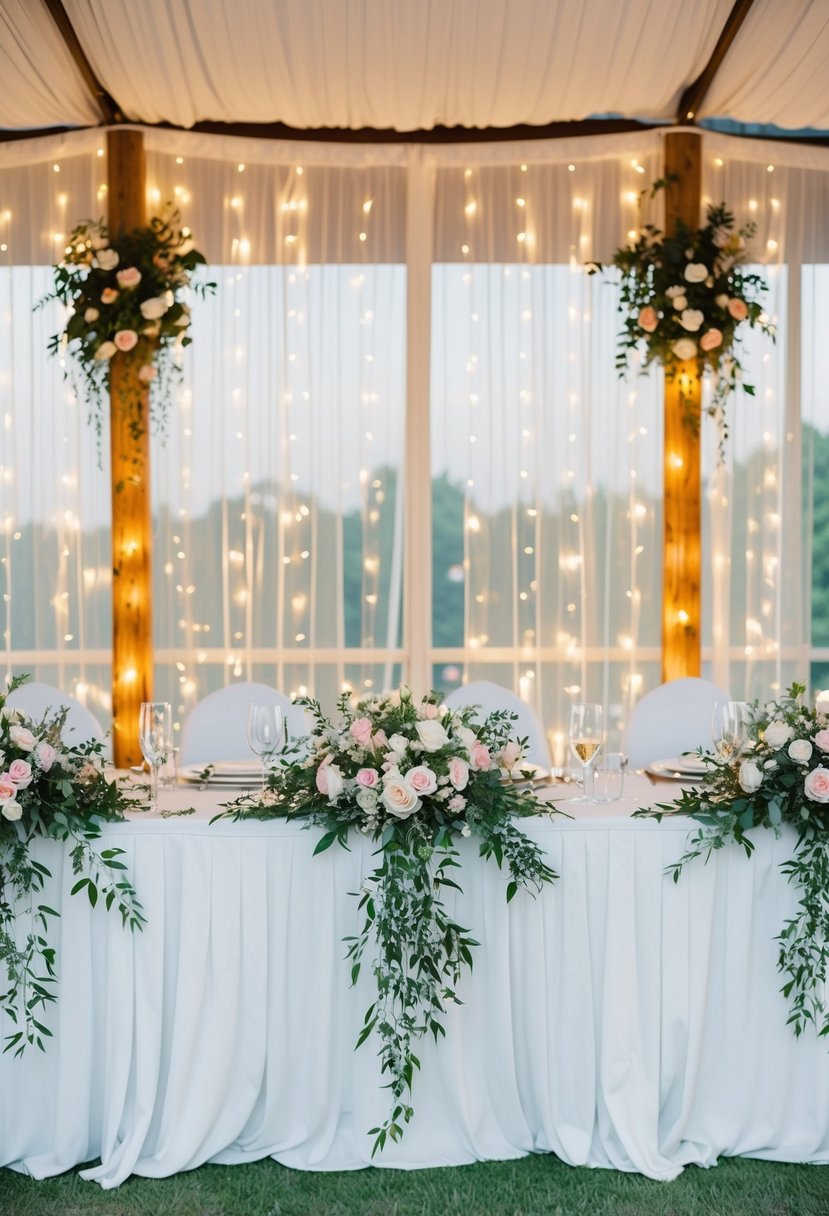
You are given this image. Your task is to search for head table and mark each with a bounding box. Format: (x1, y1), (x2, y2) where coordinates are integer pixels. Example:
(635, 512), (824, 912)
(1, 774), (827, 1189)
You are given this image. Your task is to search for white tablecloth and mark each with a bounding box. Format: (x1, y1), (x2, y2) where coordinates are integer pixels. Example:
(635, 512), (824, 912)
(1, 775), (828, 1187)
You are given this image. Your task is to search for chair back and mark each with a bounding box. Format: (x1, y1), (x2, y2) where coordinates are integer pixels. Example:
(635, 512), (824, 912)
(180, 681), (310, 765)
(623, 677), (730, 769)
(443, 680), (550, 768)
(6, 680), (103, 746)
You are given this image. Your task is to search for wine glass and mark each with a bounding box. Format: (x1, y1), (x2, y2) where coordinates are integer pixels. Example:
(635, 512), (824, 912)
(246, 704), (286, 792)
(569, 703), (603, 803)
(711, 700), (749, 762)
(138, 701), (172, 813)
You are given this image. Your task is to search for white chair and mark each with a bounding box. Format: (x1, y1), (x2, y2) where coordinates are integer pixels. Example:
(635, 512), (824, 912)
(622, 677), (730, 769)
(443, 680), (550, 768)
(6, 680), (103, 745)
(179, 681), (311, 765)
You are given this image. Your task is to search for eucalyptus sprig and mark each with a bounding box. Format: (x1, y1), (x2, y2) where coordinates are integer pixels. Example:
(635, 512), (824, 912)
(216, 685), (557, 1152)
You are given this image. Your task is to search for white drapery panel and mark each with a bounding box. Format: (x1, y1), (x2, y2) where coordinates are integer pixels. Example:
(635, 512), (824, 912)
(428, 132), (664, 751)
(0, 0), (99, 129)
(702, 134), (829, 700)
(0, 131), (113, 723)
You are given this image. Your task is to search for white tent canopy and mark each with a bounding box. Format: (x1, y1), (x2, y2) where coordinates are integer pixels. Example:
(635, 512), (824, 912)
(1, 0), (828, 136)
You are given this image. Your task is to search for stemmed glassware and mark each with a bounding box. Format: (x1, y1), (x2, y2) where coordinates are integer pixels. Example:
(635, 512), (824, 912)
(569, 702), (603, 803)
(138, 701), (172, 813)
(246, 704), (286, 792)
(711, 700), (749, 761)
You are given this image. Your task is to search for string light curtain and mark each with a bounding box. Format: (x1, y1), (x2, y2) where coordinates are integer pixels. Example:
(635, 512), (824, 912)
(143, 131), (408, 728)
(428, 133), (664, 753)
(701, 134), (829, 700)
(0, 130), (113, 725)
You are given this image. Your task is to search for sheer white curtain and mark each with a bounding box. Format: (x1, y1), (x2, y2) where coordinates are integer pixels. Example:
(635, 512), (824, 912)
(0, 130), (114, 725)
(143, 131), (408, 731)
(702, 134), (829, 700)
(428, 133), (664, 752)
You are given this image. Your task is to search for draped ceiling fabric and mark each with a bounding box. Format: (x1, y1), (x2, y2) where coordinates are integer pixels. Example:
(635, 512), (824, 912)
(0, 1), (828, 135)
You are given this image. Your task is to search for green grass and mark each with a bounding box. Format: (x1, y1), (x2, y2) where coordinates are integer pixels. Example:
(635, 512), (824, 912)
(1, 1155), (828, 1216)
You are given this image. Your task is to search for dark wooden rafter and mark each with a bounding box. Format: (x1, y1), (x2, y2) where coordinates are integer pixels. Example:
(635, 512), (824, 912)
(677, 0), (757, 123)
(42, 0), (120, 125)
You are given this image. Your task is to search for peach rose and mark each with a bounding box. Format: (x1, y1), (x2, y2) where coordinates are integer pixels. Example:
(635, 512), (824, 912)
(138, 364), (157, 383)
(116, 267), (141, 290)
(94, 341), (117, 361)
(100, 288), (119, 305)
(638, 306), (658, 333)
(0, 774), (17, 801)
(672, 337), (697, 361)
(700, 328), (723, 352)
(727, 297), (749, 321)
(114, 329), (138, 352)
(381, 779), (420, 819)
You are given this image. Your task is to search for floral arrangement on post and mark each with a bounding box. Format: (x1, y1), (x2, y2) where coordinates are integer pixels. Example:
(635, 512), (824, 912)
(217, 685), (557, 1154)
(588, 179), (774, 449)
(0, 675), (144, 1055)
(638, 683), (829, 1040)
(38, 207), (214, 446)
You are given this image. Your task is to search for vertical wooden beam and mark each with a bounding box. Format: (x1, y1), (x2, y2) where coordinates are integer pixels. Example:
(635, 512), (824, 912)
(107, 128), (152, 767)
(662, 131), (702, 683)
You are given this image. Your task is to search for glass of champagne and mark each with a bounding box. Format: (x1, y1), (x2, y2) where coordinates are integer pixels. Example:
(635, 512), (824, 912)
(711, 700), (749, 761)
(138, 701), (172, 813)
(246, 704), (286, 792)
(569, 703), (603, 803)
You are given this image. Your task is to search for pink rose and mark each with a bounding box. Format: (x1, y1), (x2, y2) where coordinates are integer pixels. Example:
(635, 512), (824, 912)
(350, 717), (373, 746)
(805, 766), (829, 803)
(138, 364), (157, 383)
(100, 287), (119, 305)
(448, 794), (467, 811)
(114, 329), (138, 352)
(501, 740), (523, 771)
(448, 756), (469, 790)
(0, 774), (17, 801)
(372, 729), (388, 751)
(76, 759), (100, 785)
(356, 767), (379, 788)
(9, 724), (36, 752)
(35, 741), (56, 771)
(405, 765), (438, 795)
(421, 703), (439, 719)
(469, 741), (491, 771)
(813, 729), (829, 753)
(116, 267), (142, 290)
(699, 328), (723, 352)
(381, 779), (420, 819)
(638, 306), (658, 333)
(8, 758), (32, 788)
(727, 297), (748, 321)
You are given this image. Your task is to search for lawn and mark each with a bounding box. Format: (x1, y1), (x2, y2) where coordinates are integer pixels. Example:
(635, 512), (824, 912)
(1, 1155), (828, 1216)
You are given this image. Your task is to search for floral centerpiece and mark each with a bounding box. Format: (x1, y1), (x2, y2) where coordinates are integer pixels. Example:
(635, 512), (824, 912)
(38, 207), (214, 445)
(218, 685), (557, 1153)
(588, 180), (774, 449)
(0, 675), (144, 1054)
(638, 683), (829, 1040)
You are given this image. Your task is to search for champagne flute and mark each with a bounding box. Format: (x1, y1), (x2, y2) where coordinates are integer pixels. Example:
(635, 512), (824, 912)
(138, 701), (172, 813)
(711, 700), (749, 762)
(569, 703), (603, 803)
(246, 704), (285, 792)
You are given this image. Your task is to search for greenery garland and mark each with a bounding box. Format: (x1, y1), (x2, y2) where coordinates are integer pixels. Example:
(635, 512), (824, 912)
(0, 675), (144, 1054)
(217, 685), (557, 1153)
(636, 683), (829, 1039)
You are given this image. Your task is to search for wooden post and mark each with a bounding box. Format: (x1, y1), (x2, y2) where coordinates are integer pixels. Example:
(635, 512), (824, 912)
(107, 129), (152, 767)
(662, 131), (702, 683)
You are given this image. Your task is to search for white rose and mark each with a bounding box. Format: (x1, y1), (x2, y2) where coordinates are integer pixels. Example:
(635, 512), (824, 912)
(415, 719), (450, 752)
(381, 779), (421, 819)
(356, 786), (378, 811)
(387, 733), (408, 757)
(738, 759), (763, 793)
(94, 341), (117, 361)
(404, 764), (438, 796)
(95, 248), (119, 271)
(455, 725), (477, 752)
(323, 763), (343, 804)
(764, 720), (793, 749)
(672, 338), (697, 360)
(788, 739), (812, 764)
(140, 296), (169, 320)
(680, 308), (704, 333)
(684, 262), (708, 283)
(84, 307), (100, 323)
(9, 724), (36, 752)
(1, 799), (22, 822)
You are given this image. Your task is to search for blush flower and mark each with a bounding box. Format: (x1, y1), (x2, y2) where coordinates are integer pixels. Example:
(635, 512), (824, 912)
(356, 767), (380, 788)
(469, 741), (492, 771)
(350, 717), (373, 747)
(116, 267), (142, 290)
(114, 329), (138, 352)
(405, 765), (438, 795)
(638, 306), (658, 333)
(727, 297), (749, 321)
(804, 766), (829, 803)
(7, 758), (32, 788)
(672, 337), (697, 361)
(448, 756), (469, 790)
(700, 328), (723, 352)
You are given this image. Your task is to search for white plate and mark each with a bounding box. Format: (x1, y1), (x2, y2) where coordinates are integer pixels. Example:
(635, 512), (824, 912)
(647, 757), (708, 780)
(180, 763), (263, 787)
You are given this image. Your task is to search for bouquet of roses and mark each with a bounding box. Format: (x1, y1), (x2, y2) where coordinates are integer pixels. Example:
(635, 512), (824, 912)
(220, 685), (557, 1152)
(640, 682), (829, 1041)
(0, 675), (144, 1054)
(38, 207), (214, 444)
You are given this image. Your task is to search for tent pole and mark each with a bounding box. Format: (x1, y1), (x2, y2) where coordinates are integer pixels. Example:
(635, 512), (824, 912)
(662, 131), (702, 683)
(107, 128), (153, 767)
